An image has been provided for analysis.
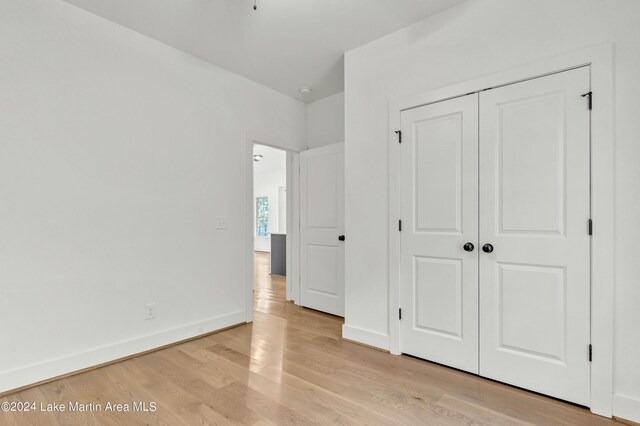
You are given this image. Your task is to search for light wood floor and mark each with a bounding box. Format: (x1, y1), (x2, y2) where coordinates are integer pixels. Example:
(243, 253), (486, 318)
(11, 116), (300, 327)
(0, 252), (617, 425)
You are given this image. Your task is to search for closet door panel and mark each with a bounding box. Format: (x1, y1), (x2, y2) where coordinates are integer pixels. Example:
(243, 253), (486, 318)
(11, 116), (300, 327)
(399, 94), (479, 374)
(479, 67), (591, 405)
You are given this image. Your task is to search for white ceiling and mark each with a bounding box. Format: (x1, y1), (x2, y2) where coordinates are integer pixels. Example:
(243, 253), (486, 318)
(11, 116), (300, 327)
(253, 144), (286, 174)
(63, 0), (466, 102)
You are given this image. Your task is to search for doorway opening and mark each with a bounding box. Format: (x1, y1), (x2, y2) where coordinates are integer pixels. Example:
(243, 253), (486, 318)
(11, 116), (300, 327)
(252, 143), (289, 315)
(244, 139), (345, 323)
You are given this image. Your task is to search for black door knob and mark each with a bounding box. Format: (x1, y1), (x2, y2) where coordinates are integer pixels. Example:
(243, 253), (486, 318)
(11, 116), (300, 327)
(338, 235), (345, 242)
(482, 243), (494, 253)
(463, 242), (474, 252)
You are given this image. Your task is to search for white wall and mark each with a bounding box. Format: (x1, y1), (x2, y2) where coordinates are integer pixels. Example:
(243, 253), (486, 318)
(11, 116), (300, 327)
(254, 168), (287, 251)
(306, 92), (345, 149)
(0, 0), (306, 392)
(344, 0), (640, 421)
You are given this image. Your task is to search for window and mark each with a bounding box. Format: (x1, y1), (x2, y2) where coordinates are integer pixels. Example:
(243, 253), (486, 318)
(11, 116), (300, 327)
(256, 196), (269, 237)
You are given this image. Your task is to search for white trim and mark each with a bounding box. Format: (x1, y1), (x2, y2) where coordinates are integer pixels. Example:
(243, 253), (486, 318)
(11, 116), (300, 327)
(388, 104), (401, 356)
(342, 324), (389, 350)
(586, 44), (615, 419)
(388, 42), (614, 417)
(290, 153), (301, 304)
(245, 132), (302, 320)
(613, 395), (640, 423)
(0, 310), (245, 394)
(285, 152), (293, 300)
(244, 134), (255, 323)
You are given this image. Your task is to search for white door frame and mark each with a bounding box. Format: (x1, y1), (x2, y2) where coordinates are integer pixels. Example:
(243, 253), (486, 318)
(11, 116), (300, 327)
(388, 42), (614, 417)
(244, 132), (301, 323)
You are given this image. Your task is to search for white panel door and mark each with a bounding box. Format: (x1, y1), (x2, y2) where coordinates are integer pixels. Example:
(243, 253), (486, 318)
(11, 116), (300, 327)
(300, 143), (344, 317)
(400, 94), (479, 374)
(479, 67), (591, 405)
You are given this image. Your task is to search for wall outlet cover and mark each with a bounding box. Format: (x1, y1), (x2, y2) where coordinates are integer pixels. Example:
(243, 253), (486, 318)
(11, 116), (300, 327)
(145, 303), (156, 320)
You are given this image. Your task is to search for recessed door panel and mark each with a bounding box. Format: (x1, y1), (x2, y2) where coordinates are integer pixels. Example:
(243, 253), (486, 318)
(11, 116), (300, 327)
(414, 113), (463, 233)
(414, 256), (462, 338)
(479, 67), (590, 405)
(307, 245), (338, 296)
(400, 94), (479, 374)
(307, 155), (338, 229)
(498, 263), (566, 361)
(499, 93), (565, 235)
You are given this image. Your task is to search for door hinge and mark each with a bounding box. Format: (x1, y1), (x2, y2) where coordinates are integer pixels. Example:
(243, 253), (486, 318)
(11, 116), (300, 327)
(589, 344), (593, 362)
(399, 308), (402, 320)
(588, 219), (593, 236)
(399, 220), (402, 232)
(395, 130), (402, 144)
(581, 91), (593, 110)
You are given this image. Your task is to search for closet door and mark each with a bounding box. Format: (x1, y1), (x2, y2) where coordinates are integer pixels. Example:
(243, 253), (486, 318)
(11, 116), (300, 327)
(478, 67), (591, 405)
(399, 94), (479, 374)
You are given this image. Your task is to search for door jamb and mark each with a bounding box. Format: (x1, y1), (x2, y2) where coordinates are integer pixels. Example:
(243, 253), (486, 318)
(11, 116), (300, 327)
(387, 42), (614, 417)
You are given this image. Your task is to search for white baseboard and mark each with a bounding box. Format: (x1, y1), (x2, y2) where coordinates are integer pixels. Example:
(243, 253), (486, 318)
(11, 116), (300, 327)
(614, 394), (640, 423)
(342, 324), (389, 351)
(0, 310), (246, 394)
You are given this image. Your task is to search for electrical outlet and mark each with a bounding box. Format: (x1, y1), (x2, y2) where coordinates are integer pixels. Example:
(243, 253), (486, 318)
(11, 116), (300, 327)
(145, 303), (156, 320)
(216, 216), (229, 230)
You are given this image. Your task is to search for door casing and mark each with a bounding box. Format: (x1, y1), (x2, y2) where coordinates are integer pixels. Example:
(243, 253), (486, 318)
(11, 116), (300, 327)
(388, 43), (614, 417)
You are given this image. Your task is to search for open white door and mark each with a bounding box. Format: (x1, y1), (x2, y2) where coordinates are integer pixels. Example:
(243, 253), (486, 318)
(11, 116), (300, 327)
(300, 143), (345, 317)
